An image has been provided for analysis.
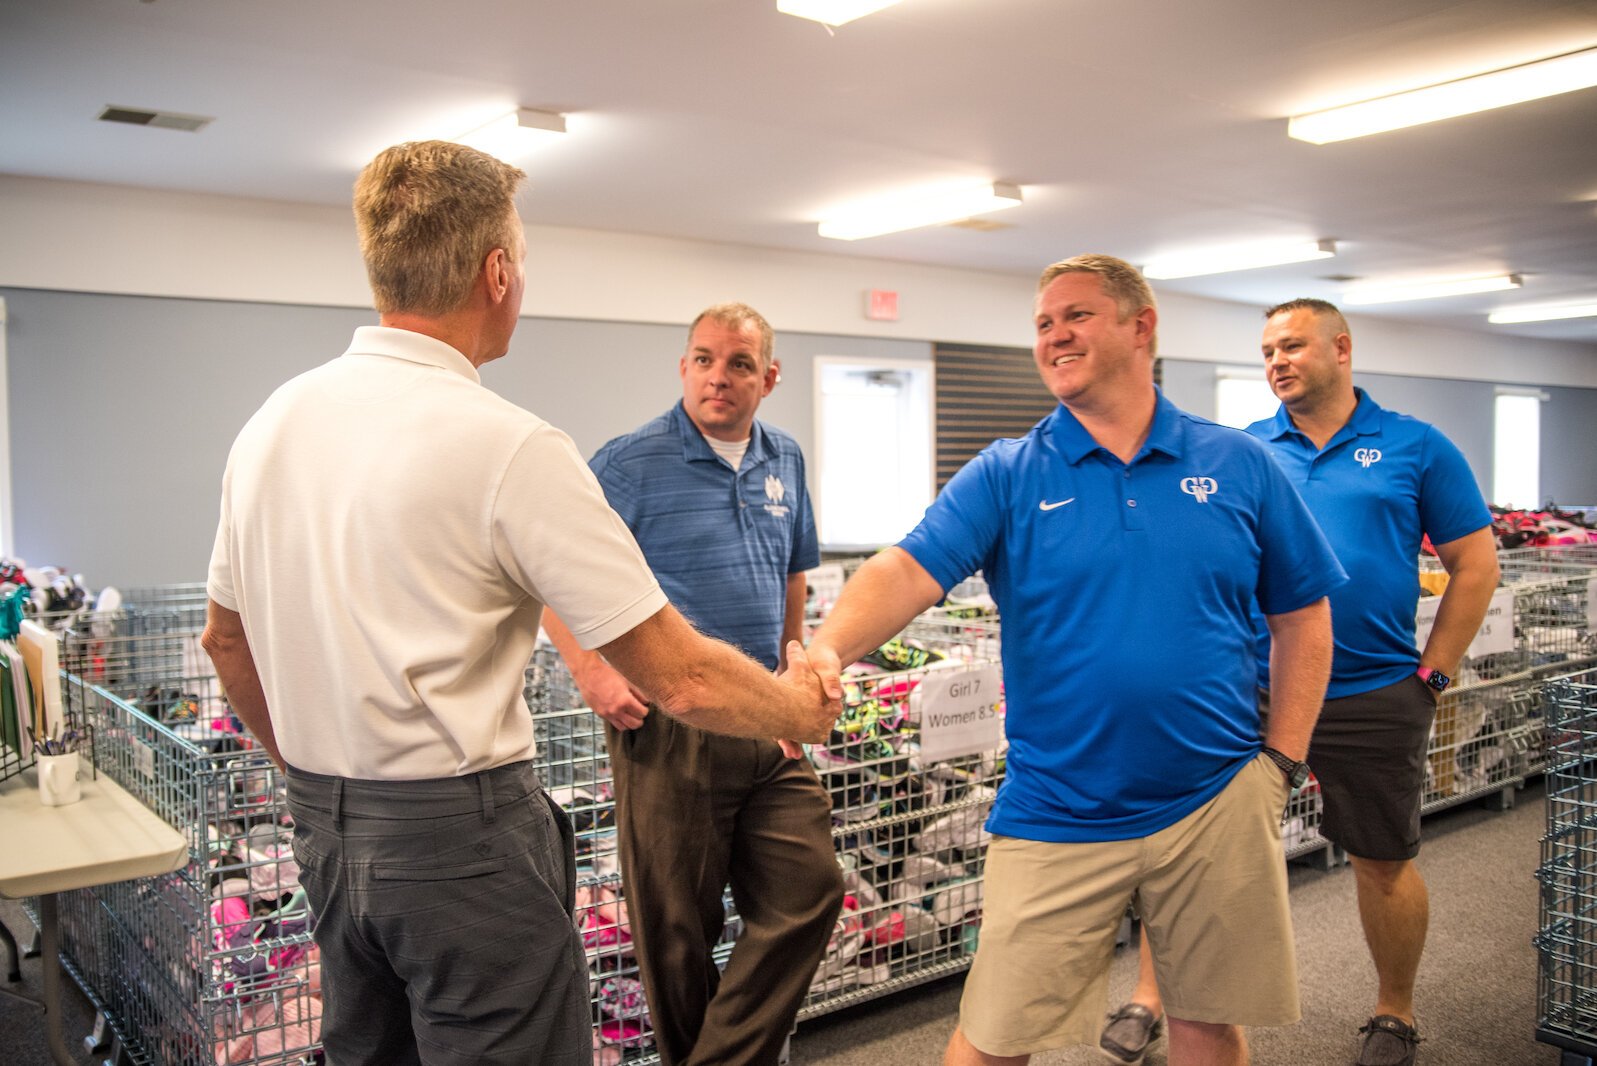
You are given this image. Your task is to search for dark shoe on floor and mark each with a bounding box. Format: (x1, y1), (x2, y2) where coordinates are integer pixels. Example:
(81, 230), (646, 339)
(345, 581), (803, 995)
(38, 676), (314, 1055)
(1099, 1002), (1164, 1065)
(1357, 1015), (1421, 1066)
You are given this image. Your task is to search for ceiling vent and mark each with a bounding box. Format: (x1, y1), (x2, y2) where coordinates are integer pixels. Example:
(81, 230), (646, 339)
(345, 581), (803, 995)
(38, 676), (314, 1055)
(98, 105), (213, 132)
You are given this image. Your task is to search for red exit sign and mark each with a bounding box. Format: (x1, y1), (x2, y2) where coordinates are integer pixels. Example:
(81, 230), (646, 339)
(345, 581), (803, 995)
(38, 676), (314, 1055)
(866, 289), (899, 321)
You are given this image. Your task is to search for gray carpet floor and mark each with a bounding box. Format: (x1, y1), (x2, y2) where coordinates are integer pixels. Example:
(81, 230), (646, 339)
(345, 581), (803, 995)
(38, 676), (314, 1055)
(0, 779), (1563, 1065)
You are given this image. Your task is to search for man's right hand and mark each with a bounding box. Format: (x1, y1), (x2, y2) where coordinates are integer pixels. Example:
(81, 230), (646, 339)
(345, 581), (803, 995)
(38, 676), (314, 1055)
(574, 661), (651, 731)
(776, 640), (843, 744)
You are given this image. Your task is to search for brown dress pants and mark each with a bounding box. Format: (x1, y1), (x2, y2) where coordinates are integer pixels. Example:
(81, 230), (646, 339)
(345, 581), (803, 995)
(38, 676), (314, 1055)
(607, 711), (844, 1066)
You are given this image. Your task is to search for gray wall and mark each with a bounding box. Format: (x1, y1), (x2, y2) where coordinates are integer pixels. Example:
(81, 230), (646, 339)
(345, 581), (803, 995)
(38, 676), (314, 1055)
(0, 288), (928, 586)
(4, 287), (1591, 587)
(1542, 384), (1597, 509)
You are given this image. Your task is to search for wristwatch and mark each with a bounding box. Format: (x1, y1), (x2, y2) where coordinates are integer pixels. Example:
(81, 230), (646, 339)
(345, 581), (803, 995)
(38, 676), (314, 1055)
(1416, 666), (1452, 693)
(1260, 746), (1310, 790)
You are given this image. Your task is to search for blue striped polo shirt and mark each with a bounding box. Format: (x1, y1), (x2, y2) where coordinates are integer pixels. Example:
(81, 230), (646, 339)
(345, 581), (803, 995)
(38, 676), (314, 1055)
(589, 402), (819, 668)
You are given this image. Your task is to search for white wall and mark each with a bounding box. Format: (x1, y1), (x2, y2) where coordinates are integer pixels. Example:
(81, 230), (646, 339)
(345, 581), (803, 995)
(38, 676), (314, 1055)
(4, 174), (1595, 389)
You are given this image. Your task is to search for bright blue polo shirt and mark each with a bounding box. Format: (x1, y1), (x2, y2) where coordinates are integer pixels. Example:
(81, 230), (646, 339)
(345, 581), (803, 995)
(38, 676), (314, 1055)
(588, 402), (819, 669)
(899, 390), (1346, 843)
(1245, 388), (1490, 699)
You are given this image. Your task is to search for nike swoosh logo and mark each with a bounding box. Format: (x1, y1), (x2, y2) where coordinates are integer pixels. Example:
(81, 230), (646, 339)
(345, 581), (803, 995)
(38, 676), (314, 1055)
(1039, 498), (1076, 511)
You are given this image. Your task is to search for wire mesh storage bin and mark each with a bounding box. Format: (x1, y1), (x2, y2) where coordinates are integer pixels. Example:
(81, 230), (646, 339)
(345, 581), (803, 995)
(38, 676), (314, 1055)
(37, 673), (315, 1066)
(1536, 671), (1597, 1061)
(525, 607), (1009, 1064)
(28, 548), (1594, 1065)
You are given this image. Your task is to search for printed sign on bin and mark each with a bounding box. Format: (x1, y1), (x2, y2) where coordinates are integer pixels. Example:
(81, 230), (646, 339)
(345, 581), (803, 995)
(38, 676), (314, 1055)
(917, 664), (1003, 762)
(1415, 586), (1513, 658)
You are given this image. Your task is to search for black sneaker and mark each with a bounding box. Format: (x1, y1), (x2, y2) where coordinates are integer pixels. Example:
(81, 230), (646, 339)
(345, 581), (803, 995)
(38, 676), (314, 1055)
(1357, 1015), (1421, 1066)
(1099, 1003), (1163, 1065)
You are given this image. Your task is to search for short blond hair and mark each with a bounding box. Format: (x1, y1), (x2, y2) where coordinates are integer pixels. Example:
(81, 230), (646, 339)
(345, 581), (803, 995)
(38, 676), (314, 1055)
(354, 141), (525, 316)
(687, 302), (775, 370)
(1037, 254), (1159, 355)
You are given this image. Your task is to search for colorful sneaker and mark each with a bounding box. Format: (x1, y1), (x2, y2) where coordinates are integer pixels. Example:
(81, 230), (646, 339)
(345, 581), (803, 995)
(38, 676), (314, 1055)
(1356, 1015), (1420, 1066)
(861, 636), (945, 672)
(1098, 1003), (1163, 1065)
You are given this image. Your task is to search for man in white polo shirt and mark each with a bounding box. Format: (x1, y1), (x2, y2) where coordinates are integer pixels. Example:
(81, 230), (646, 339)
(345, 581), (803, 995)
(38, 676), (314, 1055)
(201, 140), (839, 1066)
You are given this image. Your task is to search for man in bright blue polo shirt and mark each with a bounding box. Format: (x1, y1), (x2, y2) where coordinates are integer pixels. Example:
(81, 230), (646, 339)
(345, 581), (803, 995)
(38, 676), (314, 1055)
(1105, 299), (1499, 1066)
(1253, 299), (1498, 1066)
(543, 303), (843, 1066)
(809, 255), (1343, 1066)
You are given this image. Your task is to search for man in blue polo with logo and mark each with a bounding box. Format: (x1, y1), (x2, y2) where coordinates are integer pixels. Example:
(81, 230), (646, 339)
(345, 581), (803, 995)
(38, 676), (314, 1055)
(809, 255), (1344, 1066)
(1105, 298), (1499, 1066)
(1255, 299), (1496, 1065)
(542, 302), (843, 1066)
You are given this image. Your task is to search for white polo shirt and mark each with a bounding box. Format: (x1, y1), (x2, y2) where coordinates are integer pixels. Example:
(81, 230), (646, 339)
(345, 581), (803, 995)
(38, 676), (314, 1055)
(207, 326), (666, 779)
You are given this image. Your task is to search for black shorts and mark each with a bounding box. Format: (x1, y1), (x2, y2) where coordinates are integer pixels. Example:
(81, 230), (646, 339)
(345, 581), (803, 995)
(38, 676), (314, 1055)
(1303, 675), (1437, 861)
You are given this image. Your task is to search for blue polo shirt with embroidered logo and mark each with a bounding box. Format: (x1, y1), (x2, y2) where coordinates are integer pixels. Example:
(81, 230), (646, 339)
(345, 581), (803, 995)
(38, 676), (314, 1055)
(900, 390), (1345, 843)
(588, 401), (819, 669)
(1245, 388), (1491, 699)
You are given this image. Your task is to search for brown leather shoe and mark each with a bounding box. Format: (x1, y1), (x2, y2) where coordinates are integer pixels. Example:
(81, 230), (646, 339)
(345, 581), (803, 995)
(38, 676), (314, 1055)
(1357, 1015), (1421, 1066)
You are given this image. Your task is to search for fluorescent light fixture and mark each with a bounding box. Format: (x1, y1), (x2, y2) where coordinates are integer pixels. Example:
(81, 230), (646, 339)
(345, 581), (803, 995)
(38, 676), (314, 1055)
(456, 107), (566, 161)
(1342, 273), (1522, 306)
(778, 0), (904, 26)
(1142, 239), (1336, 280)
(1488, 302), (1597, 324)
(818, 182), (1022, 241)
(1289, 46), (1597, 144)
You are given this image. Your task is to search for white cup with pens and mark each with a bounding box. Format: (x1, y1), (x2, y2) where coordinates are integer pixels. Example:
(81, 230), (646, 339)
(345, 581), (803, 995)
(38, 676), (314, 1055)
(37, 729), (83, 807)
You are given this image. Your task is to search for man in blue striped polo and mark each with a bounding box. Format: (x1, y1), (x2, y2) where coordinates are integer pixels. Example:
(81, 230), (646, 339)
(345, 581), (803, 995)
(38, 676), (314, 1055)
(544, 303), (843, 1065)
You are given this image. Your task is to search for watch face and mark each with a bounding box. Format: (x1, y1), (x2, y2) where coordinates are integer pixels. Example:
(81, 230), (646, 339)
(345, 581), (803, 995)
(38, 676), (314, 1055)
(1424, 670), (1451, 692)
(1289, 765), (1310, 789)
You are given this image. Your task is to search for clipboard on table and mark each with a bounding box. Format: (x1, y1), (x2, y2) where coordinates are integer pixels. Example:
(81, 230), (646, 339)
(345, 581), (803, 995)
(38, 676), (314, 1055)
(17, 620), (61, 745)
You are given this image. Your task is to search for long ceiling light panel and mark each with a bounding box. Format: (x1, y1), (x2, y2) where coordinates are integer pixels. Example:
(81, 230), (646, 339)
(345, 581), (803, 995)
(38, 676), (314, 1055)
(1343, 273), (1522, 306)
(818, 182), (1022, 240)
(1142, 239), (1336, 279)
(1488, 302), (1597, 324)
(456, 107), (566, 161)
(1290, 46), (1597, 144)
(778, 0), (904, 26)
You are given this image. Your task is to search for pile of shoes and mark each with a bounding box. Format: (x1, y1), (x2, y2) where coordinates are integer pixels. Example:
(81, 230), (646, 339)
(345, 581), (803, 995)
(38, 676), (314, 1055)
(0, 556), (118, 631)
(1486, 505), (1597, 550)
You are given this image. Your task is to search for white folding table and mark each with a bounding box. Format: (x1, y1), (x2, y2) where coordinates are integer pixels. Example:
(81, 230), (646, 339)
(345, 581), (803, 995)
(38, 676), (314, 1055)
(0, 766), (187, 1065)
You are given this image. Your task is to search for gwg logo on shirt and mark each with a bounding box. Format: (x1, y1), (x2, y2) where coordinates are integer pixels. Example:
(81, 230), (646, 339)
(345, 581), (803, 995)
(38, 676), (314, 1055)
(1180, 476), (1218, 503)
(763, 475), (790, 518)
(1354, 448), (1382, 468)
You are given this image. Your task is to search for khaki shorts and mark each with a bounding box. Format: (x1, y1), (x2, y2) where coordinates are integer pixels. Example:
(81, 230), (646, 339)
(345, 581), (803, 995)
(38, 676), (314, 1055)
(959, 754), (1297, 1058)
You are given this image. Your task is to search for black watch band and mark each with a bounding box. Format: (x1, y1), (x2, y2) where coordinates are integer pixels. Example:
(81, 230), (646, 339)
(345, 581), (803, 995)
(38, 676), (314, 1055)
(1260, 746), (1310, 790)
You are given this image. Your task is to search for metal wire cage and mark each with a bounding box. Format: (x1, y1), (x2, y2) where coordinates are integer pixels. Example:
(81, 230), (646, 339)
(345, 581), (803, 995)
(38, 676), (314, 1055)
(39, 674), (316, 1066)
(526, 607), (1009, 1065)
(1536, 671), (1597, 1059)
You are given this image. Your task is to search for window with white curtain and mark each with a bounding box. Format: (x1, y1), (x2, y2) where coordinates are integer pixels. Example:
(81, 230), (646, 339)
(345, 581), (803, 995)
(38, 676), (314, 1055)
(813, 357), (933, 548)
(1214, 367), (1279, 429)
(1493, 390), (1543, 508)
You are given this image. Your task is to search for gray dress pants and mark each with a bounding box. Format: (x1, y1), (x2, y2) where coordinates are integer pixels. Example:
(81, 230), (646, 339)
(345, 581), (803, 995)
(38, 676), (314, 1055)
(286, 761), (589, 1066)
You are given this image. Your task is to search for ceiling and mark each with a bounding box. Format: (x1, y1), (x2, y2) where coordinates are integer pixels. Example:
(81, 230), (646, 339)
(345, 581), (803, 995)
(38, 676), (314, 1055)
(3, 0), (1596, 345)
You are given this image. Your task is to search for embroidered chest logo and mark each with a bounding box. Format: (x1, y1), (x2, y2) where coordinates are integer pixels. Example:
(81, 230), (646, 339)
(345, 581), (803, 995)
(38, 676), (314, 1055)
(1354, 447), (1382, 469)
(1180, 476), (1218, 504)
(763, 474), (790, 518)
